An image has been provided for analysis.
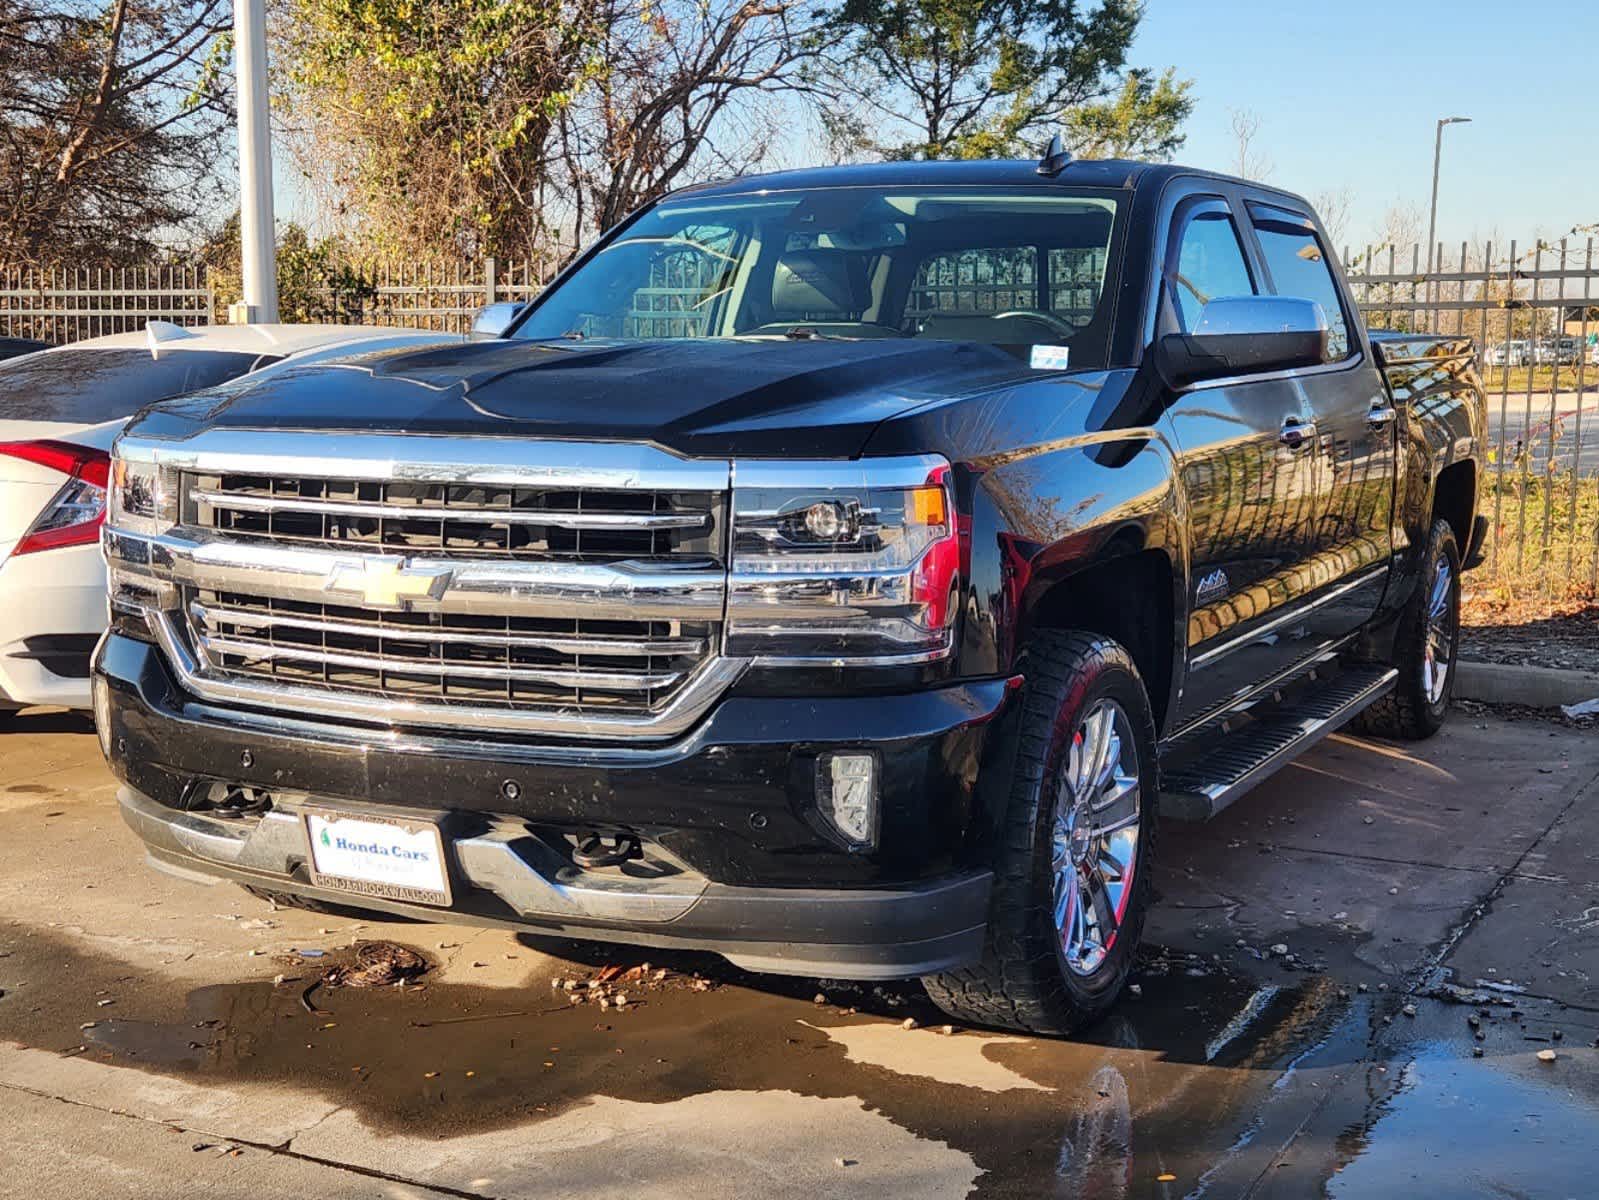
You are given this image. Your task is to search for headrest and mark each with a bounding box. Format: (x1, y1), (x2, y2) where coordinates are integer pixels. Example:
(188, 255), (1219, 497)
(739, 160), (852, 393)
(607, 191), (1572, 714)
(771, 251), (870, 318)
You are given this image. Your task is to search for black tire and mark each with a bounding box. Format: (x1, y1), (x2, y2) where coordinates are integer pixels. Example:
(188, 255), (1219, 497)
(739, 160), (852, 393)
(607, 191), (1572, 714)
(1354, 519), (1460, 740)
(922, 631), (1158, 1035)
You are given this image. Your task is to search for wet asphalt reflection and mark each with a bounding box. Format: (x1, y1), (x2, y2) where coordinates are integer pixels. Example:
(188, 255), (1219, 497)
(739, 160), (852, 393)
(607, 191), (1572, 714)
(13, 919), (1593, 1198)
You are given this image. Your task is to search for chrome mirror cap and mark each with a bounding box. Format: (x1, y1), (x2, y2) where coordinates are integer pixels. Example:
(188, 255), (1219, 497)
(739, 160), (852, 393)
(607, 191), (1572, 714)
(1194, 296), (1333, 363)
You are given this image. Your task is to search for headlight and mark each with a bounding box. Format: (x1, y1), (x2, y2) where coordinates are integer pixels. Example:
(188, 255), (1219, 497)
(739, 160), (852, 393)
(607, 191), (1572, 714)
(104, 449), (178, 641)
(726, 455), (959, 664)
(108, 453), (174, 535)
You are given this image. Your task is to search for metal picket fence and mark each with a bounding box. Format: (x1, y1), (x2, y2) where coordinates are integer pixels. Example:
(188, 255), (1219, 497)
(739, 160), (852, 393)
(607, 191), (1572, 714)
(0, 265), (213, 343)
(3, 240), (1596, 601)
(1344, 237), (1599, 599)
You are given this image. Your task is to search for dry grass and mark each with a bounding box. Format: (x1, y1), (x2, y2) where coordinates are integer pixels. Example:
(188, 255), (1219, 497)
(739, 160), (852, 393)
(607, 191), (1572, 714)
(1465, 470), (1598, 626)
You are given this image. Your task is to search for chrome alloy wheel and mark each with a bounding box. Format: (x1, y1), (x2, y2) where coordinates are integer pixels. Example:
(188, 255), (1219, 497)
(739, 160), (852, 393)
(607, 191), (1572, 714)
(1050, 699), (1142, 977)
(1423, 557), (1456, 705)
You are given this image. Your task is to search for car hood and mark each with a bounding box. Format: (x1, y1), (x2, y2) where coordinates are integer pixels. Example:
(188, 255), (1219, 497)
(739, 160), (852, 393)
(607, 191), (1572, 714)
(122, 337), (1046, 458)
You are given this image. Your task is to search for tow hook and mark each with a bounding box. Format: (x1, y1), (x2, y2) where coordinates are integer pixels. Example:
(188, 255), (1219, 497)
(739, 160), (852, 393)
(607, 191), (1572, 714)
(572, 832), (642, 869)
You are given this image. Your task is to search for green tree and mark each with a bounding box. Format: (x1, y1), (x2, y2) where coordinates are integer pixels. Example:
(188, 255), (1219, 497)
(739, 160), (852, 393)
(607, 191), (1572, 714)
(0, 0), (232, 267)
(1060, 67), (1191, 160)
(201, 212), (375, 322)
(822, 0), (1189, 162)
(279, 0), (609, 258)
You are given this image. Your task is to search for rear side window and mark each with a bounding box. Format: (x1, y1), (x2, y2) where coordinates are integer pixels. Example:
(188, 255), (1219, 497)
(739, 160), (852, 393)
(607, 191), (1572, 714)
(1250, 213), (1352, 360)
(1171, 211), (1256, 332)
(0, 348), (267, 424)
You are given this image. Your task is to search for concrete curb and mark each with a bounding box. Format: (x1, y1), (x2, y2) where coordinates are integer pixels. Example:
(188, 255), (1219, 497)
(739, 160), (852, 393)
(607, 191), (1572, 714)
(1455, 660), (1599, 709)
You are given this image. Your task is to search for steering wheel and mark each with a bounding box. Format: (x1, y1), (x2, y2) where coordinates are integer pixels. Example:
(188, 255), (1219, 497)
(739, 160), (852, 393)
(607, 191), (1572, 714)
(993, 310), (1079, 338)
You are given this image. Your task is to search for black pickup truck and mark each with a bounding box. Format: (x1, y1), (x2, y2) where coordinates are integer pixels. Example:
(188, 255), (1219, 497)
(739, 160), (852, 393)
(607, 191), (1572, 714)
(97, 156), (1486, 1033)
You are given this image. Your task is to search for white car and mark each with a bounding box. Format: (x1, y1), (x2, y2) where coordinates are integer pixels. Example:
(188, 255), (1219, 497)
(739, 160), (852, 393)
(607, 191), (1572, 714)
(0, 322), (461, 717)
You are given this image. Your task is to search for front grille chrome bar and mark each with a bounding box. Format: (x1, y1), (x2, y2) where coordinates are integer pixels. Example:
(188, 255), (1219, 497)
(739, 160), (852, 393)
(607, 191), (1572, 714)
(143, 608), (749, 739)
(189, 601), (707, 658)
(188, 488), (710, 532)
(195, 635), (685, 692)
(130, 532), (725, 622)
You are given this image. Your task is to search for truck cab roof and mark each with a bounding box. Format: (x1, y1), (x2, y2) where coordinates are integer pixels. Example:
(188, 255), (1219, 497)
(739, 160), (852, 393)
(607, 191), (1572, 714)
(674, 157), (1316, 213)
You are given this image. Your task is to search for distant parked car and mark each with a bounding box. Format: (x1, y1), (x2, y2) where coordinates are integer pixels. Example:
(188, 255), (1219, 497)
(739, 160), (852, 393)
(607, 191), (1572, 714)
(1487, 340), (1530, 367)
(0, 336), (50, 361)
(0, 322), (462, 716)
(1529, 338), (1578, 367)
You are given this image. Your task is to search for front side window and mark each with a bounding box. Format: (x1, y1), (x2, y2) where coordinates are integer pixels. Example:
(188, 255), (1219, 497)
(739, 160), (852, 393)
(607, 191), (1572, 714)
(515, 187), (1123, 363)
(1251, 215), (1352, 360)
(1170, 209), (1256, 332)
(0, 348), (267, 424)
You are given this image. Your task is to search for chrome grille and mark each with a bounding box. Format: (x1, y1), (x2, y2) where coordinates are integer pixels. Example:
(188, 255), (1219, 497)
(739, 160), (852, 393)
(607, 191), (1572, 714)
(187, 590), (713, 712)
(185, 473), (721, 562)
(132, 435), (738, 737)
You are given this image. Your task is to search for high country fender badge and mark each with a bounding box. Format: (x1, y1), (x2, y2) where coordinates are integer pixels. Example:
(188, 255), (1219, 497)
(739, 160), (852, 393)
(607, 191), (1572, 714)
(1195, 568), (1230, 604)
(324, 556), (454, 610)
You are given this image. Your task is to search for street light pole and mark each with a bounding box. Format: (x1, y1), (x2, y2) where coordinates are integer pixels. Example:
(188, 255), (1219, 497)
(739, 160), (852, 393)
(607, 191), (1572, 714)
(232, 0), (278, 324)
(1425, 116), (1471, 329)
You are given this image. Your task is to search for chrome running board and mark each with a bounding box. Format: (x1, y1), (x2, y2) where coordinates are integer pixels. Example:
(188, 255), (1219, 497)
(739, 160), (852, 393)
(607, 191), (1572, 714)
(1159, 665), (1397, 821)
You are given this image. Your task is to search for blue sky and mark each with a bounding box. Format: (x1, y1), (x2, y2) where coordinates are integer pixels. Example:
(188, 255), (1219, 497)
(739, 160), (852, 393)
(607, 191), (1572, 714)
(1131, 0), (1599, 251)
(274, 0), (1596, 253)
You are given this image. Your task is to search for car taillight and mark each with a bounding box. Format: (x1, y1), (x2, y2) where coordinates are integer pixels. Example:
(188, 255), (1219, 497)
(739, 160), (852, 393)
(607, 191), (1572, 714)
(0, 440), (111, 556)
(726, 456), (960, 664)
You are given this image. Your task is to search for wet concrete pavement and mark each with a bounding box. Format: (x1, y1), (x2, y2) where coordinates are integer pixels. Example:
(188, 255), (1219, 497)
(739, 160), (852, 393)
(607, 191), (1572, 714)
(1, 707), (1598, 1198)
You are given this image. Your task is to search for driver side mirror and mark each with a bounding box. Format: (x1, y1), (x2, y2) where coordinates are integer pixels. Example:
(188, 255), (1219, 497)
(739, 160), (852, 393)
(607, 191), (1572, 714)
(471, 301), (526, 339)
(1154, 296), (1332, 390)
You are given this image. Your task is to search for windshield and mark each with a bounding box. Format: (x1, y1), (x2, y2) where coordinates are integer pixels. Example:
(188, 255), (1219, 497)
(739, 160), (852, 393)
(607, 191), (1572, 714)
(515, 187), (1122, 362)
(0, 347), (269, 424)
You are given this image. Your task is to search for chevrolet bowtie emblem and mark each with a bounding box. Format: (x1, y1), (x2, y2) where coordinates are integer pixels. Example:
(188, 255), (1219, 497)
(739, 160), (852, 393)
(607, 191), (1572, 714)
(324, 556), (453, 610)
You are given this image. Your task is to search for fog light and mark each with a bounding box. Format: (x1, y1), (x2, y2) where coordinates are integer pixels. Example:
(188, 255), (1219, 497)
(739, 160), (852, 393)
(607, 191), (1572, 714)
(92, 674), (112, 761)
(818, 752), (878, 849)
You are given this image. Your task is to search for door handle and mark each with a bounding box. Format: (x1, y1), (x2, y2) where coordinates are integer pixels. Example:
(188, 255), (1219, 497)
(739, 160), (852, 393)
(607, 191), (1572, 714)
(1367, 405), (1398, 428)
(1279, 418), (1317, 448)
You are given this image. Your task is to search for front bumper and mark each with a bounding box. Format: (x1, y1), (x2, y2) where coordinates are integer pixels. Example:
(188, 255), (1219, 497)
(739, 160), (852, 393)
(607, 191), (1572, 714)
(119, 786), (990, 978)
(99, 632), (1012, 979)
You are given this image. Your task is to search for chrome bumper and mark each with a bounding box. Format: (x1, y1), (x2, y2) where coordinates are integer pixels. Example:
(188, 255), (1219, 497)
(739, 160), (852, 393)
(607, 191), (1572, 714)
(120, 786), (992, 980)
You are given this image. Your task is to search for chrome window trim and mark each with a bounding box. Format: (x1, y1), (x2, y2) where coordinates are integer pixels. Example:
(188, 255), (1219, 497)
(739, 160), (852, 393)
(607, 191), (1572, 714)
(115, 430), (732, 493)
(145, 607), (750, 739)
(1182, 349), (1373, 394)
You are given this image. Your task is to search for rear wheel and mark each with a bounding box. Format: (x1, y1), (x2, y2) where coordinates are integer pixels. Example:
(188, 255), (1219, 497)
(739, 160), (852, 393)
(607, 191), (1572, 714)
(922, 631), (1157, 1035)
(1355, 518), (1460, 740)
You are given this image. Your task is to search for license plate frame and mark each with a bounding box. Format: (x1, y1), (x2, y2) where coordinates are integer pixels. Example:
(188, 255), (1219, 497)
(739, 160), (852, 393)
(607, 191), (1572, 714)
(302, 808), (453, 908)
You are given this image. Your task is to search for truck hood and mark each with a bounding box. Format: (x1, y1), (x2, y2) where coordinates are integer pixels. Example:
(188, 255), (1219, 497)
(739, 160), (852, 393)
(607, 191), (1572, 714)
(123, 337), (1045, 458)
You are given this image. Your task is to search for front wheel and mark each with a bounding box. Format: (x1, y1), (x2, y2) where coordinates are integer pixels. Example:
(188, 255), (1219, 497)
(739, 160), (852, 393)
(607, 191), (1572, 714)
(922, 631), (1157, 1035)
(1355, 518), (1460, 740)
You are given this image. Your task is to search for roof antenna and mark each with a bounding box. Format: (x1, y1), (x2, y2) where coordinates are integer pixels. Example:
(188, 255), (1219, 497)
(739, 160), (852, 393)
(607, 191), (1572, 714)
(1036, 132), (1072, 177)
(145, 319), (197, 360)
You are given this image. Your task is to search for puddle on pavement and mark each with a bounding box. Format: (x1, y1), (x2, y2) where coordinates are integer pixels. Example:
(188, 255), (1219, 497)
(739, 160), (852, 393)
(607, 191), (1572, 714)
(9, 921), (1586, 1196)
(1328, 1045), (1599, 1198)
(0, 925), (1363, 1197)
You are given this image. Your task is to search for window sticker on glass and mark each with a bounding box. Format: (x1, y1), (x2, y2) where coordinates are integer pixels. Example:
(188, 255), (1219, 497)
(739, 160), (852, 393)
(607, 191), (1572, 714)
(1030, 344), (1071, 371)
